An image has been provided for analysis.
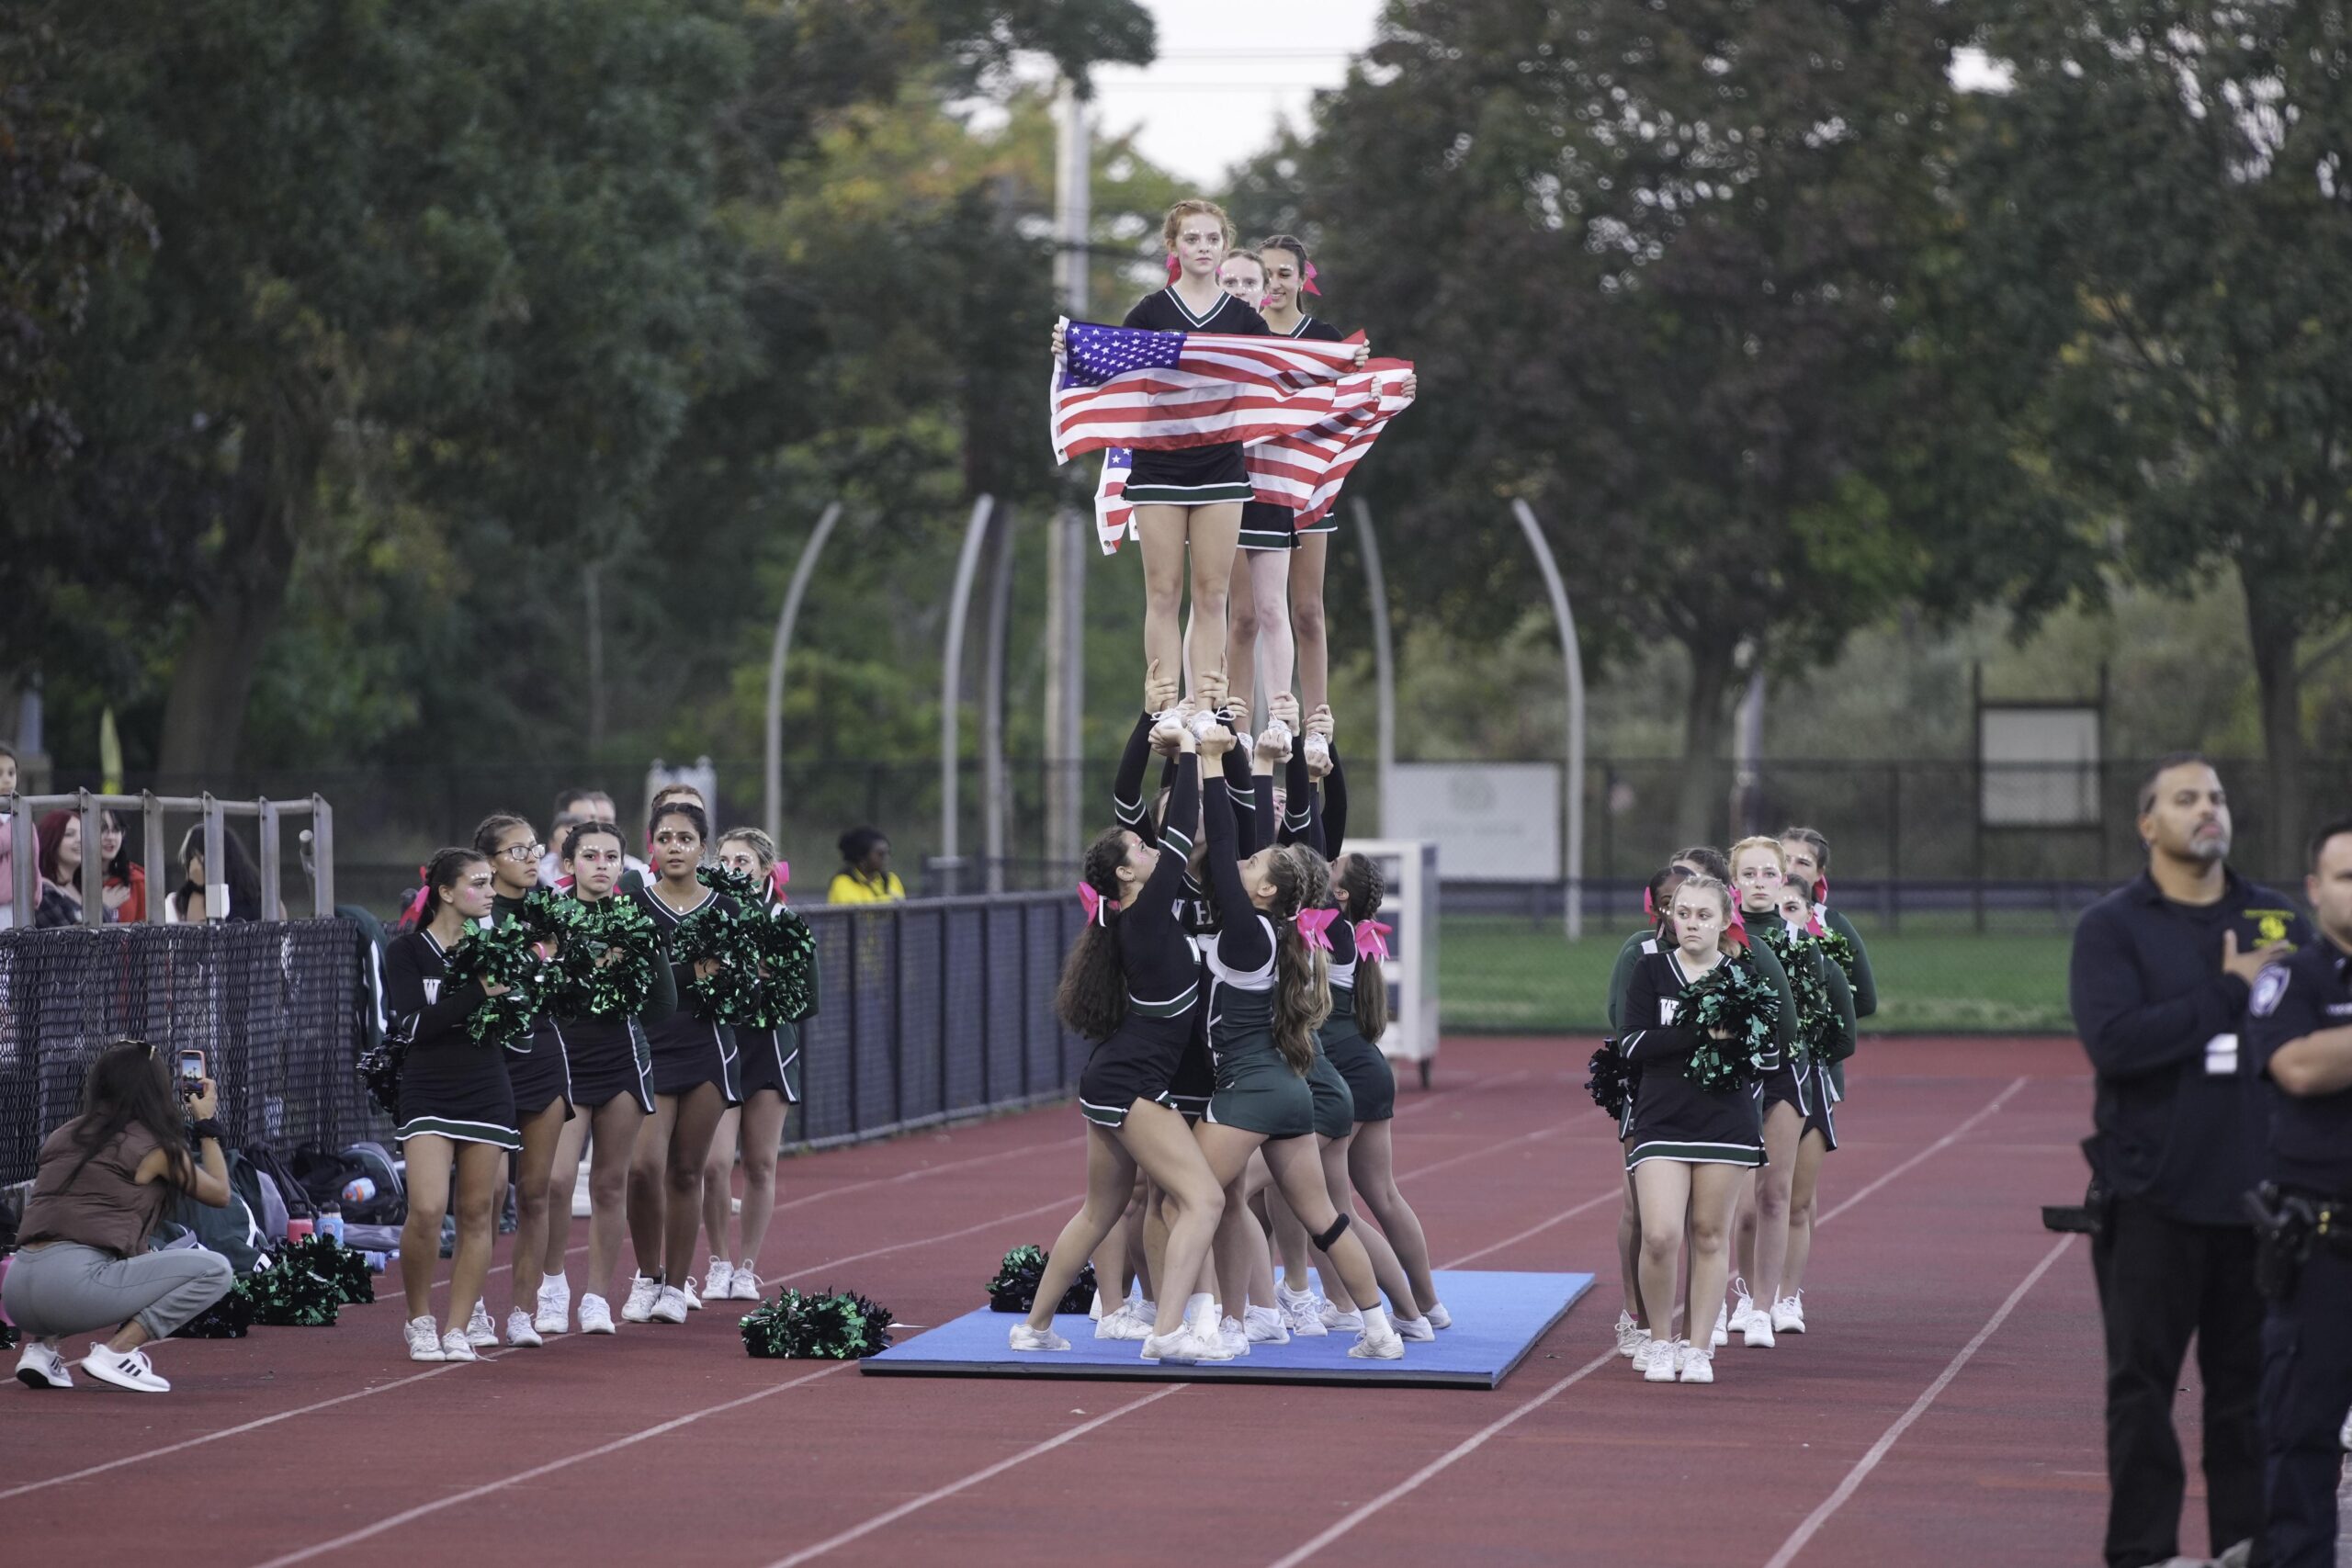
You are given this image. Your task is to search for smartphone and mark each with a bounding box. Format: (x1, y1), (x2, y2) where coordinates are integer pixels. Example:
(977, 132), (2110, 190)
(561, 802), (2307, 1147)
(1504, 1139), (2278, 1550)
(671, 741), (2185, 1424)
(176, 1049), (206, 1095)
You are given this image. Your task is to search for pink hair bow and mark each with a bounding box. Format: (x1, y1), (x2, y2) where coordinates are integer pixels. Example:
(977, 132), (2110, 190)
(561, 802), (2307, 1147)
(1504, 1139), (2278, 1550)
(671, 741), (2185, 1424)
(1357, 919), (1394, 962)
(1725, 897), (1747, 933)
(771, 861), (791, 901)
(1303, 261), (1322, 297)
(1296, 907), (1339, 952)
(1642, 887), (1656, 921)
(401, 863), (431, 926)
(1816, 874), (1830, 906)
(1165, 254), (1182, 282)
(1806, 908), (1826, 938)
(1078, 883), (1112, 926)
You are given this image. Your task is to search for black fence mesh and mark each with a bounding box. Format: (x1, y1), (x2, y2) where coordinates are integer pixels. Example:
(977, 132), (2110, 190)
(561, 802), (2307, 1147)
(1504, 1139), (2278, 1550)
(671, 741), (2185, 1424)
(0, 920), (385, 1185)
(0, 897), (1097, 1179)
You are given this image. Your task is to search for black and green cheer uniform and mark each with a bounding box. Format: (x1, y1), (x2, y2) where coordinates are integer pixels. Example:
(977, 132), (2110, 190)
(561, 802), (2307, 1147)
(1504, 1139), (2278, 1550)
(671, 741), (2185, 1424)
(640, 882), (744, 1105)
(1117, 288), (1271, 506)
(1238, 314), (1349, 549)
(492, 891), (572, 1122)
(1199, 770), (1316, 1138)
(384, 926), (522, 1153)
(1076, 755), (1202, 1129)
(1272, 744), (1365, 1135)
(1813, 900), (1874, 1102)
(546, 886), (678, 1114)
(1617, 948), (1772, 1170)
(1804, 958), (1857, 1149)
(738, 897), (817, 1105)
(1319, 917), (1396, 1122)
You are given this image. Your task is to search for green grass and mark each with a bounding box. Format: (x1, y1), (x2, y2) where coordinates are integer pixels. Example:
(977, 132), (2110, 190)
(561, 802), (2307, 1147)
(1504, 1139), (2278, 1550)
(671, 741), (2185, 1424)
(1438, 914), (2076, 1035)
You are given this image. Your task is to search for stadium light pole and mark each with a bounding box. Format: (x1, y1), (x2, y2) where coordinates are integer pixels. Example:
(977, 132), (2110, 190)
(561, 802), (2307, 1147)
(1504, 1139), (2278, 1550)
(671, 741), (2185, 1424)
(940, 494), (997, 896)
(1351, 498), (1397, 832)
(763, 501), (844, 847)
(1510, 499), (1587, 941)
(981, 504), (1016, 891)
(1044, 75), (1092, 874)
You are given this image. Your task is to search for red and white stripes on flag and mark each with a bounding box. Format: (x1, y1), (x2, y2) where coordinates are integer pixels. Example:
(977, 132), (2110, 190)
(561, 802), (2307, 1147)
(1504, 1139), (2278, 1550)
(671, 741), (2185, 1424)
(1056, 319), (1415, 554)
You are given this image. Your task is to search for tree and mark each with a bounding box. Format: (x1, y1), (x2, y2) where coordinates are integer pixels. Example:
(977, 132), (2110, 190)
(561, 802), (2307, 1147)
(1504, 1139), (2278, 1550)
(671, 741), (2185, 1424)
(1232, 0), (1981, 839)
(1952, 0), (2352, 866)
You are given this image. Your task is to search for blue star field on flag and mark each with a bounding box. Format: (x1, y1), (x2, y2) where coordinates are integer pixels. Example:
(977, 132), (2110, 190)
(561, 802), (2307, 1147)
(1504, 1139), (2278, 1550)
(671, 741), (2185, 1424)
(1059, 323), (1187, 389)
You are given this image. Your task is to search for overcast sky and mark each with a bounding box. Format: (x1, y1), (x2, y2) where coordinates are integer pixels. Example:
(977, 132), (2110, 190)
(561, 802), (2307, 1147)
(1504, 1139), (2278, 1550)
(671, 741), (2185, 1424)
(1075, 4), (2010, 191)
(1088, 0), (1385, 189)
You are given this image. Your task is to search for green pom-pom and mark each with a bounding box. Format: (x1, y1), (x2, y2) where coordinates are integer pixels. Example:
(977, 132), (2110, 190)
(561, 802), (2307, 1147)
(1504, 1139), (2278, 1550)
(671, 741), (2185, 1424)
(740, 1288), (894, 1359)
(984, 1245), (1097, 1314)
(446, 919), (547, 1047)
(697, 863), (762, 903)
(1679, 955), (1781, 1093)
(1755, 923), (1835, 1067)
(546, 894), (662, 1020)
(672, 896), (764, 1027)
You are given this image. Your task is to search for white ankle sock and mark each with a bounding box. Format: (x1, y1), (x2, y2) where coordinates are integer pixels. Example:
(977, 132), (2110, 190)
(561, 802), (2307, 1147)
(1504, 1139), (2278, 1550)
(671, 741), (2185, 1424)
(1360, 1306), (1391, 1337)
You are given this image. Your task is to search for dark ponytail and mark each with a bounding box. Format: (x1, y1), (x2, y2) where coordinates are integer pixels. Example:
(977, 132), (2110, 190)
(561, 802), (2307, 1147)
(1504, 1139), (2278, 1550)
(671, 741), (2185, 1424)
(62, 1040), (195, 1197)
(1266, 846), (1332, 1075)
(416, 847), (489, 926)
(472, 812), (532, 858)
(1336, 852), (1390, 1043)
(1056, 828), (1134, 1041)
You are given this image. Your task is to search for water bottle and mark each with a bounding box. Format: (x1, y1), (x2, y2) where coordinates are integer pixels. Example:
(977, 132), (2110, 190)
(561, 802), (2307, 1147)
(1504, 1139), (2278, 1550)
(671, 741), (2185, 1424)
(341, 1176), (378, 1209)
(319, 1201), (345, 1246)
(361, 1251), (389, 1273)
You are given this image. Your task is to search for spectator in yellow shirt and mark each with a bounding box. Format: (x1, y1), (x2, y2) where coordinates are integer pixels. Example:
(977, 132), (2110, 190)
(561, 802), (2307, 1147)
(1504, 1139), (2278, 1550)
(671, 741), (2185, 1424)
(827, 827), (905, 904)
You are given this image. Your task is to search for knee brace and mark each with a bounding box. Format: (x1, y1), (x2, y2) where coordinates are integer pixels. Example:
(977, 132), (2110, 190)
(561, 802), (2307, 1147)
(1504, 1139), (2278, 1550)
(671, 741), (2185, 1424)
(1311, 1213), (1351, 1253)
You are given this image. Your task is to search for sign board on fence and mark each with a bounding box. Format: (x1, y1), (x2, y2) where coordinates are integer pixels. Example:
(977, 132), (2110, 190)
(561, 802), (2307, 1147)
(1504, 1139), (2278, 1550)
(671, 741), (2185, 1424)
(1978, 707), (2100, 828)
(1387, 764), (1557, 882)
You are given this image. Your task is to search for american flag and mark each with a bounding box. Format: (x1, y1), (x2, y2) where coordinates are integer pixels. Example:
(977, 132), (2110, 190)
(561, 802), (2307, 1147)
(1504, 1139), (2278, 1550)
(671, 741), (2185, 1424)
(1057, 320), (1416, 552)
(1052, 321), (1394, 461)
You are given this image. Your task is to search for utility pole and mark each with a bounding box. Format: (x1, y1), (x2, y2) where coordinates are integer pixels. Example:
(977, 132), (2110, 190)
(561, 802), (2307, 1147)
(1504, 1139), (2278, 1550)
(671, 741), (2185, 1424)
(1044, 75), (1091, 874)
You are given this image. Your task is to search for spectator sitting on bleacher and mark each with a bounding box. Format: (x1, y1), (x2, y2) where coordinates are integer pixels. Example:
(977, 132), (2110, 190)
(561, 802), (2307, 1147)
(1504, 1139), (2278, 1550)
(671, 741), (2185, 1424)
(164, 824), (262, 922)
(827, 826), (905, 903)
(33, 810), (85, 928)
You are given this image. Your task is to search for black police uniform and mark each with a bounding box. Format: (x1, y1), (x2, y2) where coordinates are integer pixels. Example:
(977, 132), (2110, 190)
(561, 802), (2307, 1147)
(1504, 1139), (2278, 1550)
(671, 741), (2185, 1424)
(2245, 933), (2352, 1568)
(2068, 866), (2312, 1568)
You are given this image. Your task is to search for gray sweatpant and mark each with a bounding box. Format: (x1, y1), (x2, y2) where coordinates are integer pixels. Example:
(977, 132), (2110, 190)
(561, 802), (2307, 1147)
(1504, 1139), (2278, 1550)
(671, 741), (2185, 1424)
(3, 1243), (234, 1343)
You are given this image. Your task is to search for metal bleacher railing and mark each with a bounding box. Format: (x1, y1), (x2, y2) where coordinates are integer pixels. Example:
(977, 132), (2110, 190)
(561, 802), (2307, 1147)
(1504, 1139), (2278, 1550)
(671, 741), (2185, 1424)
(6, 790), (336, 923)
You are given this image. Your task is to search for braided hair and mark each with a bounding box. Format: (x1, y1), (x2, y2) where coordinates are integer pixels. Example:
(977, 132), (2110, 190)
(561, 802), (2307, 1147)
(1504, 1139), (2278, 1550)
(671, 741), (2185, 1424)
(1263, 845), (1333, 1075)
(1335, 852), (1390, 1043)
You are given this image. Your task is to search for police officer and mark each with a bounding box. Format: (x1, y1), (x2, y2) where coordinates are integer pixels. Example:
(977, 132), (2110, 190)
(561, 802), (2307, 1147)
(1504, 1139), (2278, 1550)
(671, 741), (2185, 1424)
(2245, 814), (2352, 1568)
(2069, 753), (2310, 1568)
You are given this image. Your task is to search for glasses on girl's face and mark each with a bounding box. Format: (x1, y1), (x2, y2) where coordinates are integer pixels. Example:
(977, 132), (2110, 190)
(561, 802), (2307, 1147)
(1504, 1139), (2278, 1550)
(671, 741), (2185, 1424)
(499, 843), (543, 862)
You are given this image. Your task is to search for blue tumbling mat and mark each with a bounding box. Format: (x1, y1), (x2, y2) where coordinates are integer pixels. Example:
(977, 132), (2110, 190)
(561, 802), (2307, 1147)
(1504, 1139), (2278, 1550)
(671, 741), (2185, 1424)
(861, 1269), (1593, 1388)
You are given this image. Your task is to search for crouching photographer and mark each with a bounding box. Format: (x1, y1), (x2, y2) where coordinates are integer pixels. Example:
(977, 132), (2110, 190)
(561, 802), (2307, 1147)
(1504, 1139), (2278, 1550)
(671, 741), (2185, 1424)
(5, 1040), (235, 1393)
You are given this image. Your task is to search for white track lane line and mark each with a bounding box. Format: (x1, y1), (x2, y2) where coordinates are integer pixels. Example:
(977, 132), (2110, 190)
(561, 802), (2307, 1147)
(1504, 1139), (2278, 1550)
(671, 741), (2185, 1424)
(1815, 1076), (2027, 1227)
(1393, 1067), (1532, 1119)
(0, 1190), (1077, 1502)
(1257, 1072), (2044, 1566)
(1758, 1234), (2075, 1568)
(762, 1386), (1189, 1568)
(246, 1363), (856, 1568)
(1438, 1187), (1620, 1269)
(1264, 1348), (1622, 1568)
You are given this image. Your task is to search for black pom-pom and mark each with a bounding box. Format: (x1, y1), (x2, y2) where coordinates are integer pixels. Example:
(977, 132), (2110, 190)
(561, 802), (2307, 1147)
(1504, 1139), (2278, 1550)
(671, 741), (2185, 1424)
(1586, 1042), (1635, 1121)
(446, 919), (546, 1047)
(1679, 957), (1781, 1093)
(740, 1288), (895, 1359)
(171, 1288), (254, 1339)
(984, 1244), (1098, 1314)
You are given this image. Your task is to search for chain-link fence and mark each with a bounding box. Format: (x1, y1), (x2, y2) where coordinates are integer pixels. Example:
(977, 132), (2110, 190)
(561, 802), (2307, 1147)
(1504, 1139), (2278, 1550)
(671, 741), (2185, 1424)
(0, 919), (384, 1184)
(0, 897), (1093, 1183)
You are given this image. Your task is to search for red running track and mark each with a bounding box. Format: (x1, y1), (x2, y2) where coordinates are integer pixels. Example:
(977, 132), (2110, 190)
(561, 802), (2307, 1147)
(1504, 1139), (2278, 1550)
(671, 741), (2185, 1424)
(0, 1036), (2132, 1567)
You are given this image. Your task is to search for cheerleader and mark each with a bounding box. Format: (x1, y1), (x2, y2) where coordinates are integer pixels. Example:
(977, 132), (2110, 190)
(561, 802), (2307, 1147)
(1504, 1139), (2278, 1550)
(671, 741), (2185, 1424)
(1012, 719), (1231, 1363)
(1250, 235), (1407, 741)
(697, 828), (808, 1303)
(1258, 714), (1430, 1337)
(542, 820), (677, 1335)
(1187, 717), (1406, 1359)
(474, 813), (572, 1348)
(1327, 837), (1448, 1329)
(384, 849), (524, 1363)
(1618, 874), (1771, 1384)
(1725, 837), (1813, 1348)
(1051, 199), (1269, 687)
(1776, 826), (1871, 1324)
(623, 800), (742, 1325)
